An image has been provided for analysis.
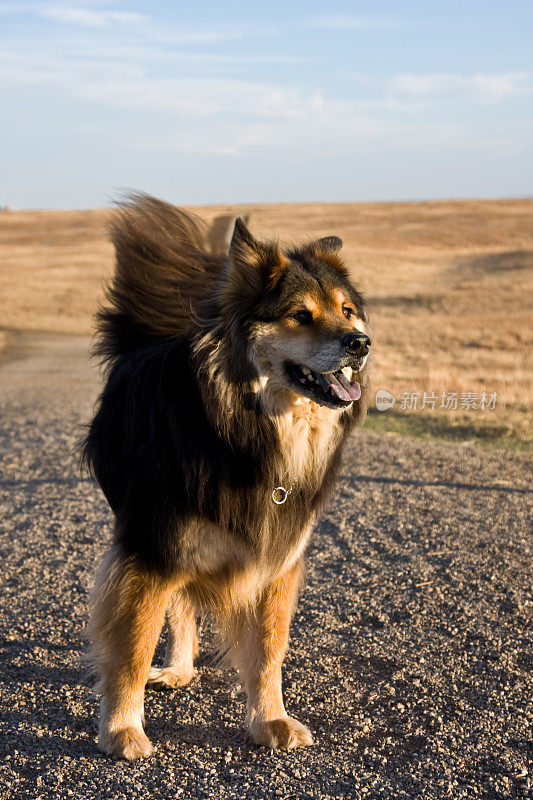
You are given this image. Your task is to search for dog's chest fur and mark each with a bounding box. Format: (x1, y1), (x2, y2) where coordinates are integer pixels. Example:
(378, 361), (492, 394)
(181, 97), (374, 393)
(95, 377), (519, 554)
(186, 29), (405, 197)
(84, 336), (354, 594)
(273, 399), (343, 485)
(182, 402), (341, 610)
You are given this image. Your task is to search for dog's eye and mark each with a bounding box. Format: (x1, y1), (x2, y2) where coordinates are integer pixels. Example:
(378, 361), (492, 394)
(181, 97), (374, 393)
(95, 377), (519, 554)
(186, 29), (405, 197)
(293, 310), (313, 324)
(342, 306), (355, 319)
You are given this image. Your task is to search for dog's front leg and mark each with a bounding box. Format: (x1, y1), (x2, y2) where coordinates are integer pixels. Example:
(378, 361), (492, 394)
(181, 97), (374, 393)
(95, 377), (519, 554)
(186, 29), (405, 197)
(88, 547), (175, 760)
(228, 560), (313, 749)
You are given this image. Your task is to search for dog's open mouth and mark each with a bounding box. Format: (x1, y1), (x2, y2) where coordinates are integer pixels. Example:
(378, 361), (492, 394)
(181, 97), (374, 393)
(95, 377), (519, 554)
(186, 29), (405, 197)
(285, 362), (361, 408)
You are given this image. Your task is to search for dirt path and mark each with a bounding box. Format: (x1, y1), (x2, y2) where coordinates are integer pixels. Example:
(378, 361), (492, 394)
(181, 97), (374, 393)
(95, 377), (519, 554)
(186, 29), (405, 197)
(0, 332), (531, 800)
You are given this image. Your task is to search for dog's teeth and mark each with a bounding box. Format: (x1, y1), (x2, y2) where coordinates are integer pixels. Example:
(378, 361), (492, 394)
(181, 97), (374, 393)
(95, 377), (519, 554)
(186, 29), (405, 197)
(341, 366), (353, 380)
(301, 367), (311, 376)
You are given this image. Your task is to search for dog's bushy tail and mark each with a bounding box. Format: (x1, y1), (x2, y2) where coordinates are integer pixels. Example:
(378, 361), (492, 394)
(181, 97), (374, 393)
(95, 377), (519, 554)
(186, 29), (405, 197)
(96, 193), (228, 369)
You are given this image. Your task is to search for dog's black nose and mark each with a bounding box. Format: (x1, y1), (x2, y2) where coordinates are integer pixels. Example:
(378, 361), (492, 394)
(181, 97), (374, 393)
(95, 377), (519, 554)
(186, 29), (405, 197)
(342, 332), (371, 356)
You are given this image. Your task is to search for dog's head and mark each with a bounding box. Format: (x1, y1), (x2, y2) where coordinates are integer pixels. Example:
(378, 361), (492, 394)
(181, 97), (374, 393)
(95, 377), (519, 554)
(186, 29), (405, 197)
(218, 218), (371, 411)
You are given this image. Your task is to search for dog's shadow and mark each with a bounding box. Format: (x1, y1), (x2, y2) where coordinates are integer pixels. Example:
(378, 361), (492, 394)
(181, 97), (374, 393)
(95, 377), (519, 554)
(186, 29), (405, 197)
(2, 608), (404, 763)
(0, 648), (97, 759)
(2, 647), (248, 760)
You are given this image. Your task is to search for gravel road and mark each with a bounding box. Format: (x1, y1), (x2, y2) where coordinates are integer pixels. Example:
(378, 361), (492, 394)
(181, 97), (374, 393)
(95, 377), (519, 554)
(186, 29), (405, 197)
(0, 331), (531, 800)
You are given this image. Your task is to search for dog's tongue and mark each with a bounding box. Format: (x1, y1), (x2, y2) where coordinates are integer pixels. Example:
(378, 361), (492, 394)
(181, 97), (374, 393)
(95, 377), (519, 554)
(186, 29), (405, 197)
(319, 372), (361, 402)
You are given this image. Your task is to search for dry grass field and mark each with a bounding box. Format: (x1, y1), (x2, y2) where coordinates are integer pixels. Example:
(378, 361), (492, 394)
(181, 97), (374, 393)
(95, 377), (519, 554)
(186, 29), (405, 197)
(1, 198), (532, 450)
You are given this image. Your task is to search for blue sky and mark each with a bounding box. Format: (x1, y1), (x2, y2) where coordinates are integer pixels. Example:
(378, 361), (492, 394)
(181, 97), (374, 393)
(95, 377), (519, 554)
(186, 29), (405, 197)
(1, 0), (532, 208)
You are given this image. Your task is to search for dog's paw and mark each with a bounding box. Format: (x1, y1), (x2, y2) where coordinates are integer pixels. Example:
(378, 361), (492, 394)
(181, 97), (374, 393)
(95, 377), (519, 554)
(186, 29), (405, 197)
(99, 726), (154, 760)
(249, 717), (314, 750)
(147, 666), (195, 689)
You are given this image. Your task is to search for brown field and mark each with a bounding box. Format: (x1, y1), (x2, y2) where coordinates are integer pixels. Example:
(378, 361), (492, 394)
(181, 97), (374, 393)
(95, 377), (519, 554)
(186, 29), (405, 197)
(1, 198), (532, 450)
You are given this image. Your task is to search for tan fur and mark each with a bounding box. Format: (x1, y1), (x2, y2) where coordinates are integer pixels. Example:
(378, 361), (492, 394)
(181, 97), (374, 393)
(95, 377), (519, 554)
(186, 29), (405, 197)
(184, 515), (313, 619)
(271, 400), (344, 487)
(178, 517), (249, 575)
(265, 253), (289, 290)
(223, 560), (312, 749)
(311, 244), (346, 273)
(87, 545), (178, 759)
(147, 588), (198, 689)
(89, 534), (313, 758)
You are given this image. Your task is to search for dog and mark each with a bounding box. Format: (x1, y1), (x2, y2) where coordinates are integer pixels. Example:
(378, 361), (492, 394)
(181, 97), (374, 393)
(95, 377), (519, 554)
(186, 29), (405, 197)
(82, 194), (372, 759)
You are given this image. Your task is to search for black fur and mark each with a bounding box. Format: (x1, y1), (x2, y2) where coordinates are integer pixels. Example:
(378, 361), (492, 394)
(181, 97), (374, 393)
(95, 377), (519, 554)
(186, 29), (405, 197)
(82, 333), (358, 576)
(81, 196), (370, 579)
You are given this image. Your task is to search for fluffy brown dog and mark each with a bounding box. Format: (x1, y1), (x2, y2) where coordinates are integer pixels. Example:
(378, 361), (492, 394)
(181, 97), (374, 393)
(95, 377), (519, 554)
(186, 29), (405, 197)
(82, 195), (372, 759)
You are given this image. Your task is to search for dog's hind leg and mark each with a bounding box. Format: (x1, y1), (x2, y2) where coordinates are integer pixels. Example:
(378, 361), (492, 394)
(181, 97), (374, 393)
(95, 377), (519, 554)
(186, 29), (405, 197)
(147, 587), (198, 689)
(87, 546), (175, 760)
(225, 559), (313, 750)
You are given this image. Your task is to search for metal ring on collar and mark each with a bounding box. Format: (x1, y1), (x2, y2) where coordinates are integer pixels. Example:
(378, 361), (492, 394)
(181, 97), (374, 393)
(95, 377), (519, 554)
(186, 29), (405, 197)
(272, 486), (289, 504)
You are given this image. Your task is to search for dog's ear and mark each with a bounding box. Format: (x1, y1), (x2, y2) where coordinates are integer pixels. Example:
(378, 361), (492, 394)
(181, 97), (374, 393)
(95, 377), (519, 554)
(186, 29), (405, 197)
(229, 217), (259, 266)
(224, 219), (287, 309)
(207, 213), (250, 254)
(317, 235), (343, 251)
(227, 218), (264, 299)
(311, 234), (347, 275)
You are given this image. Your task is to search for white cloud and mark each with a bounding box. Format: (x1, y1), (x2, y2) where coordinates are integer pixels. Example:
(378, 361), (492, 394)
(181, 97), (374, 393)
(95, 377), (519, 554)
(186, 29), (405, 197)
(38, 5), (147, 26)
(1, 49), (354, 121)
(1, 46), (470, 158)
(389, 72), (531, 103)
(0, 2), (36, 12)
(83, 78), (354, 122)
(306, 15), (394, 31)
(1, 7), (529, 162)
(34, 4), (278, 42)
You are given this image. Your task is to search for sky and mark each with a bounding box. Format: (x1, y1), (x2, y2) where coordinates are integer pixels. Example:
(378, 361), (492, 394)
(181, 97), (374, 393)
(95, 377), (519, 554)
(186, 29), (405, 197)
(1, 0), (532, 208)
